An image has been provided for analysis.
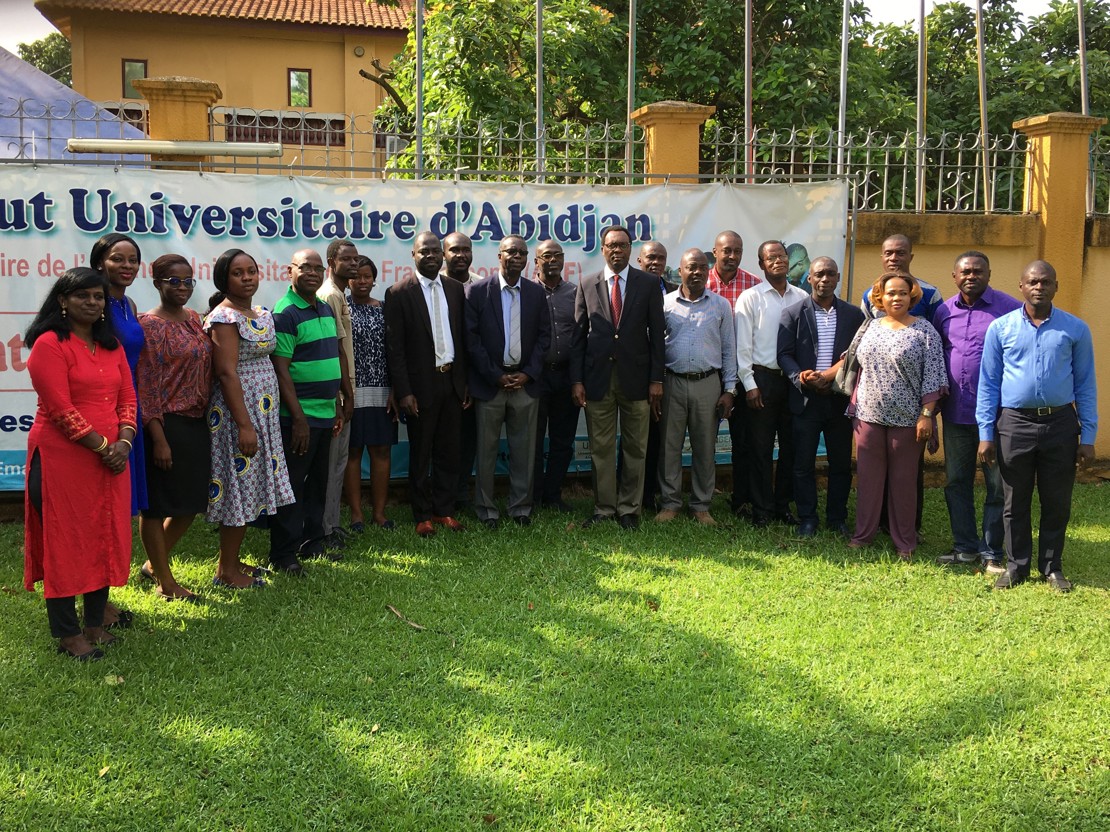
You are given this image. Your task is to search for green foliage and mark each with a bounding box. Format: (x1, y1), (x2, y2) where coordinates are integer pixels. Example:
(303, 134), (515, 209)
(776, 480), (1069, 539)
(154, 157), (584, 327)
(17, 32), (71, 88)
(374, 0), (1109, 141)
(1, 483), (1109, 829)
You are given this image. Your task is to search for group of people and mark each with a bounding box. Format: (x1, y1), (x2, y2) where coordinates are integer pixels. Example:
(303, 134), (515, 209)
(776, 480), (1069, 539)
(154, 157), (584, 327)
(22, 226), (1097, 662)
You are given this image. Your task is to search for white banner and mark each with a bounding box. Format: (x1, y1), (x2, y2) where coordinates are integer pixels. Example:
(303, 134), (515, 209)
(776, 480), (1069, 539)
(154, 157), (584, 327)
(0, 165), (847, 489)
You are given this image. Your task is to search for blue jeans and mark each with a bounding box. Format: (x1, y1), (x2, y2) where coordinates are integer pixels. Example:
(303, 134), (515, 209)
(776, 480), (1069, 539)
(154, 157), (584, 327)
(943, 420), (1004, 559)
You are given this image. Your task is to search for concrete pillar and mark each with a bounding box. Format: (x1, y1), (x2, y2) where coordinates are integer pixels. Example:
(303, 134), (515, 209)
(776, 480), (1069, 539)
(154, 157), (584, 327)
(631, 100), (715, 184)
(1013, 111), (1106, 311)
(131, 77), (223, 170)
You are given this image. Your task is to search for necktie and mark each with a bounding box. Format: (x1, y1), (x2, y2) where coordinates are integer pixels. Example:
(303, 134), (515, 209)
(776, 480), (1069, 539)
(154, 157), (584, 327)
(610, 276), (622, 329)
(430, 280), (448, 364)
(506, 285), (520, 365)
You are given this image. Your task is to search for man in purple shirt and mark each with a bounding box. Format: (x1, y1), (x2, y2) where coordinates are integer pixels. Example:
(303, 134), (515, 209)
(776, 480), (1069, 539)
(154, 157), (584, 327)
(932, 251), (1021, 573)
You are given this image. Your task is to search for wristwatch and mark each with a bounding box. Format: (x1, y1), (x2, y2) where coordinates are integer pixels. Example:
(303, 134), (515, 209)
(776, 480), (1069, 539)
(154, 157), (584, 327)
(920, 407), (933, 418)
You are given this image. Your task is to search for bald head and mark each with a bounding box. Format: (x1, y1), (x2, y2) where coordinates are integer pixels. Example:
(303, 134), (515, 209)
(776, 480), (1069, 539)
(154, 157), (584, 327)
(678, 248), (709, 299)
(637, 241), (668, 277)
(1019, 259), (1058, 311)
(712, 230), (744, 281)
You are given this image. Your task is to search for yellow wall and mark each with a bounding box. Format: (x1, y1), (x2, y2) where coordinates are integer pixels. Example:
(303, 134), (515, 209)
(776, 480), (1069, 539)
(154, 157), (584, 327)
(1081, 227), (1110, 457)
(68, 11), (404, 119)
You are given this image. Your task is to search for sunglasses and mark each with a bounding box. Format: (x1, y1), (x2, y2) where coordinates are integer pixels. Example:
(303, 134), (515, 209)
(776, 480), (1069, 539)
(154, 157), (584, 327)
(159, 277), (196, 288)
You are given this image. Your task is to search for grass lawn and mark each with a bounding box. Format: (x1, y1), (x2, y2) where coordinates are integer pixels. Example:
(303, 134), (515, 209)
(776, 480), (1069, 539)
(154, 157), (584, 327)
(1, 483), (1108, 831)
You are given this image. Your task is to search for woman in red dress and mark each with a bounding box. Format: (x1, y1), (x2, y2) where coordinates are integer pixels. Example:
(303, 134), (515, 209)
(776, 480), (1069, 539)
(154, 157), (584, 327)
(24, 268), (136, 661)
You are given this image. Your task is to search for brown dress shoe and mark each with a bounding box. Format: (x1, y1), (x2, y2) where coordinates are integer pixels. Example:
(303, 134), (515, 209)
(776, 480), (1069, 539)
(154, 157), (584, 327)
(415, 520), (437, 537)
(432, 515), (465, 531)
(654, 509), (679, 523)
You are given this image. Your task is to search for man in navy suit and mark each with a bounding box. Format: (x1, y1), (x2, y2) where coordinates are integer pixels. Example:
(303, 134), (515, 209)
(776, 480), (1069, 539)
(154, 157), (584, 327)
(465, 235), (551, 527)
(777, 256), (866, 536)
(571, 225), (666, 529)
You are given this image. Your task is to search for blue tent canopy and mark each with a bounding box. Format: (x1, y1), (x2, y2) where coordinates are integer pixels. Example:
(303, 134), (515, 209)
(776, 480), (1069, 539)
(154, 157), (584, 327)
(0, 46), (146, 162)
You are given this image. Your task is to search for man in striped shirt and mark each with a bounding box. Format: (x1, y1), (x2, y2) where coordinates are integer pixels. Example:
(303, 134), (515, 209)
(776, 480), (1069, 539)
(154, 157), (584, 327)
(270, 248), (344, 573)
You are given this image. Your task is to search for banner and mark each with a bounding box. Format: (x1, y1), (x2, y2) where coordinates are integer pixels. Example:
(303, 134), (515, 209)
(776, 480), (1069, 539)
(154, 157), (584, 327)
(0, 165), (848, 489)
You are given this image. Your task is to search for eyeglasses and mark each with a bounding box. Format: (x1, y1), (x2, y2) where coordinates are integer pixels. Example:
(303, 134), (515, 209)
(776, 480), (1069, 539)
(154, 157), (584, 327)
(159, 277), (196, 288)
(295, 263), (325, 274)
(763, 254), (789, 263)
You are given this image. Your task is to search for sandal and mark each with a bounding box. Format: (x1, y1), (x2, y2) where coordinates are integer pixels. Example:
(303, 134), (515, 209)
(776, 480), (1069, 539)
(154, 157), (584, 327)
(212, 576), (267, 589)
(155, 587), (199, 603)
(104, 609), (134, 630)
(139, 564), (156, 582)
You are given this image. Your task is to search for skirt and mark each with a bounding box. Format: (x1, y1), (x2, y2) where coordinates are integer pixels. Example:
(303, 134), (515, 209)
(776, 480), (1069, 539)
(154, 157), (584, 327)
(142, 413), (211, 518)
(349, 406), (398, 448)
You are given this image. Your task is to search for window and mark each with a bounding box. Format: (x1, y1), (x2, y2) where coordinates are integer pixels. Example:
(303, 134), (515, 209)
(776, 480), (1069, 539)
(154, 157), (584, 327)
(219, 109), (346, 148)
(122, 59), (146, 99)
(288, 69), (311, 108)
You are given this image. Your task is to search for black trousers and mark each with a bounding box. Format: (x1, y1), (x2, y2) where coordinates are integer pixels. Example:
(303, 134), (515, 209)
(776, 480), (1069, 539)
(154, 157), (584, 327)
(745, 368), (795, 520)
(408, 373), (463, 522)
(46, 588), (109, 638)
(792, 395), (853, 526)
(271, 423), (332, 565)
(533, 381), (578, 503)
(456, 400), (477, 507)
(727, 406), (751, 510)
(996, 407), (1079, 578)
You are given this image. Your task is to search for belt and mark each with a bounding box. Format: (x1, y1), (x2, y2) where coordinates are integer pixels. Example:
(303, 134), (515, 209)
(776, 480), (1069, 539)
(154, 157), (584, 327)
(666, 368), (718, 381)
(501, 364), (521, 373)
(435, 362), (453, 374)
(753, 364), (784, 376)
(1009, 404), (1070, 417)
(546, 360), (569, 371)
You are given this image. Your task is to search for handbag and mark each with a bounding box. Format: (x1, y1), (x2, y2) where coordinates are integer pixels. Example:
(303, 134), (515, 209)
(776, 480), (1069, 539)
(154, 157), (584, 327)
(831, 318), (872, 397)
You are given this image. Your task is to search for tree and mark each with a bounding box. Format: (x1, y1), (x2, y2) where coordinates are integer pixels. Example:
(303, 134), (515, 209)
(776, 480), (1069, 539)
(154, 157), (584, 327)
(17, 32), (71, 87)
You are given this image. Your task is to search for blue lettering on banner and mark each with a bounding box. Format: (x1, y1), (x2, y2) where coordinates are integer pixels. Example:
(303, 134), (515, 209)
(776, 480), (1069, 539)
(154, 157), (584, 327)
(56, 191), (654, 251)
(0, 192), (55, 232)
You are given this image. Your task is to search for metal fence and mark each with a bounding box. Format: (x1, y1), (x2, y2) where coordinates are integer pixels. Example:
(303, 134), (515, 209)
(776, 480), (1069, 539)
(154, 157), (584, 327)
(0, 96), (1048, 214)
(703, 125), (1029, 213)
(207, 109), (644, 184)
(1087, 132), (1110, 215)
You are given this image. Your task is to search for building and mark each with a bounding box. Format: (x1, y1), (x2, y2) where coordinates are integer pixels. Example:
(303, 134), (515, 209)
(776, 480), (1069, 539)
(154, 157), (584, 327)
(35, 0), (412, 171)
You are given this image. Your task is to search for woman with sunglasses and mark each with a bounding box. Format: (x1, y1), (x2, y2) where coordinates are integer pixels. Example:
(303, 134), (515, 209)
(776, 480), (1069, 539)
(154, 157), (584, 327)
(135, 255), (213, 601)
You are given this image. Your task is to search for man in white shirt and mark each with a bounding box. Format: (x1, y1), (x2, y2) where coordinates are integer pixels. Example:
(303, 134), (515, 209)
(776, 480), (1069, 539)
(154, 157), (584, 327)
(735, 240), (808, 527)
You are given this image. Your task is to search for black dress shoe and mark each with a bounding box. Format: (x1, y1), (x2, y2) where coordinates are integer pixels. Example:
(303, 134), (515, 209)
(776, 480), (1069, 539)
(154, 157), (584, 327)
(618, 514), (640, 530)
(581, 514), (612, 528)
(796, 520), (818, 538)
(994, 570), (1026, 590)
(829, 521), (851, 536)
(750, 513), (771, 529)
(481, 518), (499, 530)
(732, 503), (753, 520)
(775, 510), (799, 526)
(512, 515), (532, 527)
(273, 558), (305, 577)
(1046, 572), (1073, 593)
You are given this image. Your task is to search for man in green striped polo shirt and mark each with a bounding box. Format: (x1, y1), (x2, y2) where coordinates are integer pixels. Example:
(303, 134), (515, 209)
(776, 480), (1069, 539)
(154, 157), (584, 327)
(270, 248), (345, 574)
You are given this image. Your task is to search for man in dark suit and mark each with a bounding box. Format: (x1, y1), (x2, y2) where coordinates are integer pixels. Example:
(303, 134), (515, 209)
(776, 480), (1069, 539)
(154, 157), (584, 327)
(571, 225), (666, 529)
(777, 256), (866, 536)
(384, 231), (469, 537)
(465, 235), (551, 528)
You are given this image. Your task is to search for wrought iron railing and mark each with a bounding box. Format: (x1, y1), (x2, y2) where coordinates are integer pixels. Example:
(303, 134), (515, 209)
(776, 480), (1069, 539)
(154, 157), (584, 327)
(1087, 132), (1110, 215)
(703, 125), (1028, 213)
(2, 96), (1044, 215)
(0, 97), (148, 163)
(206, 109), (645, 183)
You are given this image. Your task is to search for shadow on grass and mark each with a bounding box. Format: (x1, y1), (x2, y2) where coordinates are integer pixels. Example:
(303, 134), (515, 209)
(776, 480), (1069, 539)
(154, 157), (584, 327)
(1, 489), (1107, 830)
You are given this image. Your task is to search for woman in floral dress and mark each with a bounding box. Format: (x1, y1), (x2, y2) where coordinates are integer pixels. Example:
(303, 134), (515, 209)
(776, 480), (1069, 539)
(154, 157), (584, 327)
(204, 249), (294, 587)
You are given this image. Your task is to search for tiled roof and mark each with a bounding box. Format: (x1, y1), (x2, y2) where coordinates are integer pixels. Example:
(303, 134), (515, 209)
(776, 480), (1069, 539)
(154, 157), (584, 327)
(35, 0), (412, 30)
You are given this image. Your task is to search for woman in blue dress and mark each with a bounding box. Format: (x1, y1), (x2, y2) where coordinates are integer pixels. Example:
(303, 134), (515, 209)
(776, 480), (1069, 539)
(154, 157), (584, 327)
(90, 233), (146, 628)
(91, 233), (148, 515)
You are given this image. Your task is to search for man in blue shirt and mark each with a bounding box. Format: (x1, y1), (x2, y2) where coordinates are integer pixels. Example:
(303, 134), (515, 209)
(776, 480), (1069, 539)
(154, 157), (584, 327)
(976, 261), (1098, 592)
